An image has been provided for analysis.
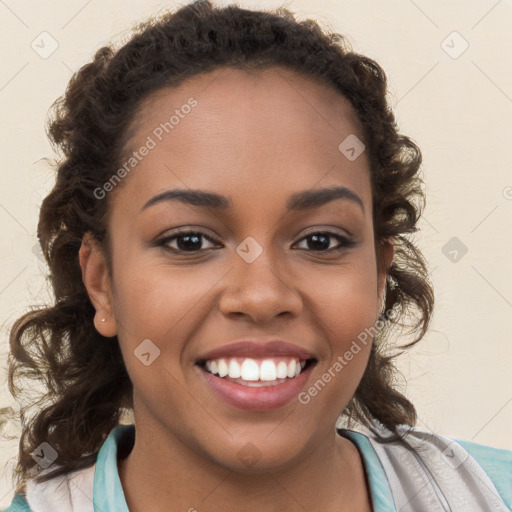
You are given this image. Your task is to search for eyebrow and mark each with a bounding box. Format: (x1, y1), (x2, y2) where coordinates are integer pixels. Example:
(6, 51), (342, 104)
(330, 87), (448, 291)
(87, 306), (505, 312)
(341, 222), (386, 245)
(141, 185), (365, 214)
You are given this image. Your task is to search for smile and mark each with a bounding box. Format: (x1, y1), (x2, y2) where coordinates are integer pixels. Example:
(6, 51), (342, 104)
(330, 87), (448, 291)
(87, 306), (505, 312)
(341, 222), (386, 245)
(197, 356), (317, 410)
(202, 356), (314, 386)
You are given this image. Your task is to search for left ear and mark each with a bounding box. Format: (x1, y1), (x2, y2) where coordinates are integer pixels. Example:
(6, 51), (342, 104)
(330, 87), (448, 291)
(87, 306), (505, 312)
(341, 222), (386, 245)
(376, 237), (394, 316)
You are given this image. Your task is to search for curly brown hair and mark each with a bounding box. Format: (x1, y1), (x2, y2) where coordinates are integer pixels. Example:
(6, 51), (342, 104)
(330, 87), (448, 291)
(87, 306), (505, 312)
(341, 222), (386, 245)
(6, 0), (434, 494)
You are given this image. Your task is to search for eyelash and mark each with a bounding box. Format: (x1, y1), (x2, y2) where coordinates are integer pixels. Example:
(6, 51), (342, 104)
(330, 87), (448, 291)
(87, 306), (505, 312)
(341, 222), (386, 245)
(155, 229), (356, 254)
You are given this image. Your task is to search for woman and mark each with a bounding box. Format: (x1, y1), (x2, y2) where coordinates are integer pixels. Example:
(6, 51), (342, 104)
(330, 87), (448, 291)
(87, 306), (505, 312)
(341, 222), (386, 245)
(4, 1), (511, 511)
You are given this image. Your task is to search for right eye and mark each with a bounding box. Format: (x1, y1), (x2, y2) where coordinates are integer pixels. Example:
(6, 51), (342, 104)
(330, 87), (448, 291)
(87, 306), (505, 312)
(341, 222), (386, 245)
(156, 230), (221, 253)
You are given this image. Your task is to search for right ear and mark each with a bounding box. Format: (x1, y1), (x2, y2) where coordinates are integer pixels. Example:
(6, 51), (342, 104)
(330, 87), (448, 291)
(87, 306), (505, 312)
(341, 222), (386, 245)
(78, 232), (117, 337)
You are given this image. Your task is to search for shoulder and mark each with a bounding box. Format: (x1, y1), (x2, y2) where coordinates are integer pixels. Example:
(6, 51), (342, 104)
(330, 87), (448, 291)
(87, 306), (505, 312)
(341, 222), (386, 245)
(3, 491), (31, 512)
(2, 483), (30, 512)
(453, 436), (512, 509)
(2, 464), (96, 512)
(342, 425), (512, 511)
(403, 429), (512, 509)
(384, 427), (512, 510)
(2, 424), (133, 512)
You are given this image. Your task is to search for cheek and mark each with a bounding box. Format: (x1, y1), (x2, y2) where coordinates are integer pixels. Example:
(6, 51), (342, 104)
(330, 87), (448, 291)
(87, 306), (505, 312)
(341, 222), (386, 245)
(113, 249), (202, 323)
(111, 261), (219, 361)
(299, 281), (376, 416)
(307, 252), (380, 337)
(302, 251), (379, 386)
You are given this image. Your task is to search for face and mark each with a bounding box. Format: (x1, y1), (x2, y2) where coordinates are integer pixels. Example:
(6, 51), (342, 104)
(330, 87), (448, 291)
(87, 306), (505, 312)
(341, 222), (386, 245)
(81, 66), (392, 472)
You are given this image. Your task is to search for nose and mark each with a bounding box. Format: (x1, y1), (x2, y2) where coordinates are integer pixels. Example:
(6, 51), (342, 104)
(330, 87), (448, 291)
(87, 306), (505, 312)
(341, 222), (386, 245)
(218, 240), (303, 324)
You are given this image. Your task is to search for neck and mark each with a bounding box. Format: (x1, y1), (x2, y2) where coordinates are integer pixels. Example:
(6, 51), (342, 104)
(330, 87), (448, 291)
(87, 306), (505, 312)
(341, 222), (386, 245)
(118, 422), (372, 512)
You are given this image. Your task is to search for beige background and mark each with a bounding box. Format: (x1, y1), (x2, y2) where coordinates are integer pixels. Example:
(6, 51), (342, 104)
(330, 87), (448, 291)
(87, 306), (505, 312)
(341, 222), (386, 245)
(1, 0), (511, 506)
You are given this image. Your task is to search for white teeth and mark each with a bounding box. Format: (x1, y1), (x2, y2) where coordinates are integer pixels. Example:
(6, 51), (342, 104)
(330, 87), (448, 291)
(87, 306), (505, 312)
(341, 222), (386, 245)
(260, 359), (277, 381)
(276, 361), (288, 379)
(203, 356), (308, 382)
(217, 358), (228, 378)
(240, 359), (260, 381)
(287, 359), (296, 378)
(227, 359), (241, 378)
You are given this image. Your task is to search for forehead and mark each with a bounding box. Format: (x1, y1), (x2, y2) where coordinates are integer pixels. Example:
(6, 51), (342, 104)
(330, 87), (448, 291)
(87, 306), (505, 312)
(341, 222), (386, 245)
(113, 66), (371, 214)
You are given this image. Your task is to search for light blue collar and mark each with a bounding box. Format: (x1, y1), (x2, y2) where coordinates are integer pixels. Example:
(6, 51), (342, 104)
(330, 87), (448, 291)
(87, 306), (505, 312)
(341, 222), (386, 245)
(93, 424), (132, 512)
(338, 429), (396, 511)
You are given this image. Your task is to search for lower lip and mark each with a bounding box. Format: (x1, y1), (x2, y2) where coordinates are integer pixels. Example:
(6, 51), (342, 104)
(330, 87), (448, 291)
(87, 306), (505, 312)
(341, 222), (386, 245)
(197, 365), (314, 411)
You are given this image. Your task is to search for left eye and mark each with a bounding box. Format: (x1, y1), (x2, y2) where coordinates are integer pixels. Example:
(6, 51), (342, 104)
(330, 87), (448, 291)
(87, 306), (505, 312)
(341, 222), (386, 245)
(294, 232), (352, 252)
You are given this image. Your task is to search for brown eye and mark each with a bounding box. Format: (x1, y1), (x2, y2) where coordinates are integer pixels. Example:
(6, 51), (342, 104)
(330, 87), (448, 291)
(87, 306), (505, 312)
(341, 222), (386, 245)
(294, 232), (355, 252)
(157, 230), (219, 252)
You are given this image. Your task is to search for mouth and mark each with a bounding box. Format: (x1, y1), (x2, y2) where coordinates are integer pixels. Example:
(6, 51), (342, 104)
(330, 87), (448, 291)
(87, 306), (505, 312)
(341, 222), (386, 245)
(197, 356), (317, 386)
(195, 354), (318, 411)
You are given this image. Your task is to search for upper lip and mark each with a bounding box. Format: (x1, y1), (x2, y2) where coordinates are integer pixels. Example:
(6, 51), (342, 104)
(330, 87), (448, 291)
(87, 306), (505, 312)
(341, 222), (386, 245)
(196, 340), (316, 363)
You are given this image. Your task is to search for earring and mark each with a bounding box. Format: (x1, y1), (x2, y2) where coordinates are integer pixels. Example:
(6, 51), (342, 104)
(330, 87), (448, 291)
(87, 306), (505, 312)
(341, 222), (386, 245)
(101, 318), (106, 323)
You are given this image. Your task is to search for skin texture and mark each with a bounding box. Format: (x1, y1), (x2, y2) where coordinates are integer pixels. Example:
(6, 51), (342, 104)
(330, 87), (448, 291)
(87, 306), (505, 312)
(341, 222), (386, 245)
(79, 66), (393, 512)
